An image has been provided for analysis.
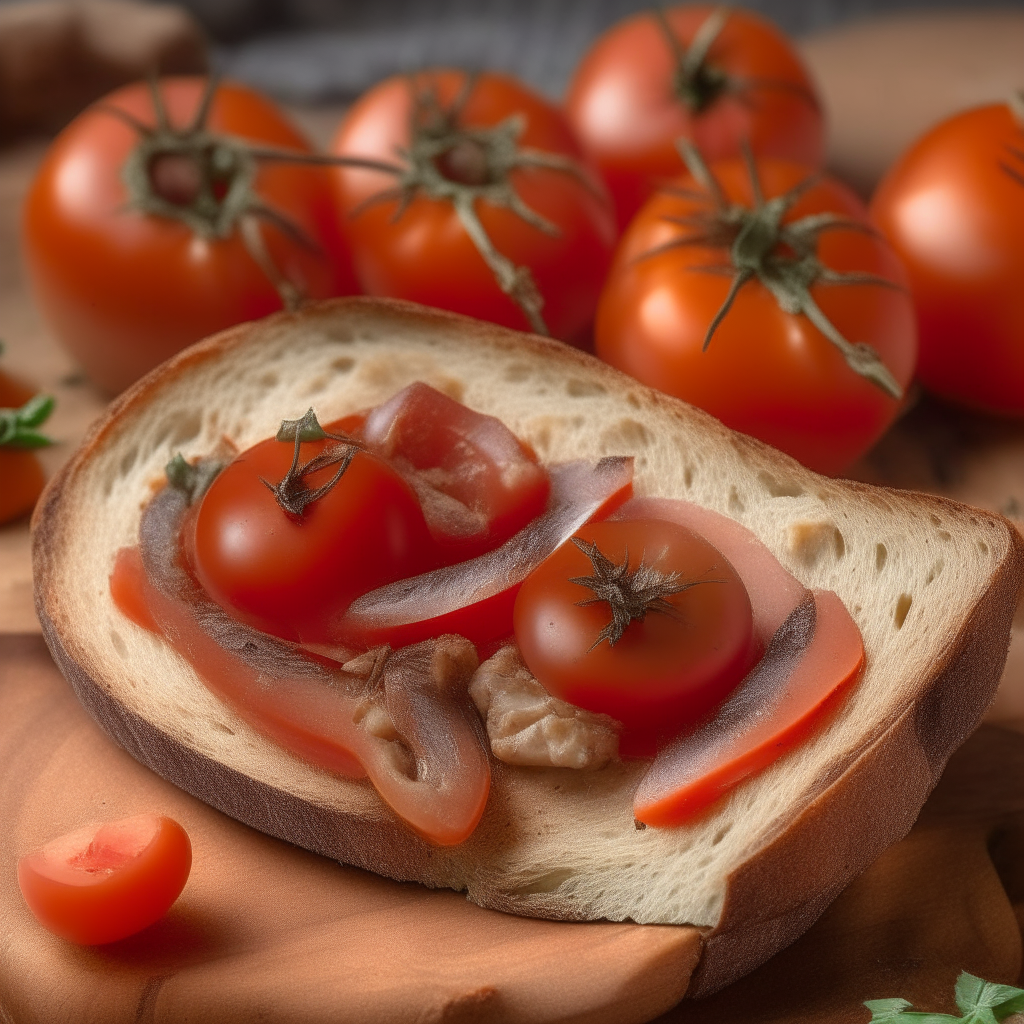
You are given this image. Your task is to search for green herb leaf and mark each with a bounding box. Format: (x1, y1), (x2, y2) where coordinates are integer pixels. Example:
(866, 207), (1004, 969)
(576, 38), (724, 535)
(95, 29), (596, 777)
(0, 395), (55, 449)
(165, 453), (223, 504)
(276, 407), (327, 443)
(865, 974), (1024, 1023)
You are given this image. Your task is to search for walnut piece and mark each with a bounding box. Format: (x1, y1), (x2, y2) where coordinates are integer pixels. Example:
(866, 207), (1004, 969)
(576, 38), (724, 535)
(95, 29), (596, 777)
(470, 646), (620, 769)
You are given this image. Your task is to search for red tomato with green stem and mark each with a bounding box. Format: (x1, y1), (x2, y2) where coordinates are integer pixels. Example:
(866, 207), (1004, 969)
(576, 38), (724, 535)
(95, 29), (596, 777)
(0, 393), (54, 525)
(870, 99), (1024, 415)
(329, 70), (616, 345)
(514, 518), (754, 755)
(595, 148), (916, 475)
(18, 814), (191, 945)
(23, 76), (358, 395)
(565, 5), (825, 229)
(191, 414), (435, 645)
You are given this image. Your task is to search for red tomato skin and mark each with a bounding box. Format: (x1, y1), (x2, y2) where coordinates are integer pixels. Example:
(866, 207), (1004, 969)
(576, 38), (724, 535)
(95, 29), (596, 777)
(191, 437), (436, 644)
(595, 159), (916, 475)
(871, 104), (1024, 415)
(330, 71), (616, 344)
(17, 814), (192, 945)
(514, 519), (754, 750)
(22, 77), (358, 395)
(565, 6), (825, 229)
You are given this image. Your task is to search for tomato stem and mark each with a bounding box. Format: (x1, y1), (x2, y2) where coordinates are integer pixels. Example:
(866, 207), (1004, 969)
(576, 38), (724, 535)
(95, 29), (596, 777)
(110, 76), (401, 312)
(0, 394), (54, 449)
(263, 408), (363, 517)
(568, 536), (712, 649)
(346, 71), (603, 337)
(653, 6), (819, 118)
(640, 140), (904, 399)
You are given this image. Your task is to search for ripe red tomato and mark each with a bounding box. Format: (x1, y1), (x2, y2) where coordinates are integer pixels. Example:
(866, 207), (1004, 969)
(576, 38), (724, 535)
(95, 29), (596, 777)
(565, 5), (825, 229)
(329, 70), (615, 344)
(18, 814), (191, 945)
(1, 392), (54, 524)
(513, 518), (754, 754)
(870, 103), (1024, 415)
(595, 156), (916, 475)
(191, 430), (435, 645)
(23, 77), (357, 395)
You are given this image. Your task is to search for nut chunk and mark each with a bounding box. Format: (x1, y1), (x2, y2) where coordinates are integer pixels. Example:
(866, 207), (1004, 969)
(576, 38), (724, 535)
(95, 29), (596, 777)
(470, 646), (620, 769)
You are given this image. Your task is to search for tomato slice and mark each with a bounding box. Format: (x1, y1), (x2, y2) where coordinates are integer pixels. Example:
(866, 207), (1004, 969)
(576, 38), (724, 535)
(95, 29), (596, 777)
(17, 814), (191, 945)
(337, 457), (634, 650)
(359, 382), (550, 561)
(634, 589), (864, 826)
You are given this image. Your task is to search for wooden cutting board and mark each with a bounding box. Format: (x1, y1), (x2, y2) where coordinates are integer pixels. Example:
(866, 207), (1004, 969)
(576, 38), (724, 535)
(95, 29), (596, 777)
(2, 632), (1022, 1024)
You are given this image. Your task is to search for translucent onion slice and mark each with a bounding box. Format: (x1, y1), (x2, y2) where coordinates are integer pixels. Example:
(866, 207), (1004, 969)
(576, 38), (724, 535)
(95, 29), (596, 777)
(338, 457), (634, 650)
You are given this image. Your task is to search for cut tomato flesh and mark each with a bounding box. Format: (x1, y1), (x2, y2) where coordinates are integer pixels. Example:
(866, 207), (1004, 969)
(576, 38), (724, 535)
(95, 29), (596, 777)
(634, 588), (864, 827)
(359, 382), (551, 561)
(338, 457), (634, 650)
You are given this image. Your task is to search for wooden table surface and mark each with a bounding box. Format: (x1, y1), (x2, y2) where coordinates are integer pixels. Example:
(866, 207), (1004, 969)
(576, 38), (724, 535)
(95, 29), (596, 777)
(4, 23), (1024, 1017)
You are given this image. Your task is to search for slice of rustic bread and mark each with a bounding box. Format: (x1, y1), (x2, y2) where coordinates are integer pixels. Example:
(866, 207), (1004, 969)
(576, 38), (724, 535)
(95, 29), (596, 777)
(32, 297), (1024, 996)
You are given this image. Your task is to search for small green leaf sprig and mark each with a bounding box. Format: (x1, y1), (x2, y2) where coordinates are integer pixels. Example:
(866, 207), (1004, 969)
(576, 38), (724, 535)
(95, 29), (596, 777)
(0, 395), (55, 449)
(866, 972), (1024, 1023)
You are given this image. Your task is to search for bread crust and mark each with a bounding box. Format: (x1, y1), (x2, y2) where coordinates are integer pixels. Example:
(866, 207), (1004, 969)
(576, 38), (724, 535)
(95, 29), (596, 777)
(32, 296), (1024, 996)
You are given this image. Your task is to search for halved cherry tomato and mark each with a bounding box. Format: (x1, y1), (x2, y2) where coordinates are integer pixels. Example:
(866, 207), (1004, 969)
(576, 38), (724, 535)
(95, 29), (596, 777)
(360, 381), (549, 561)
(870, 102), (1024, 414)
(23, 77), (357, 394)
(18, 814), (191, 945)
(595, 156), (916, 475)
(191, 434), (435, 644)
(513, 518), (754, 754)
(565, 5), (825, 228)
(329, 70), (615, 343)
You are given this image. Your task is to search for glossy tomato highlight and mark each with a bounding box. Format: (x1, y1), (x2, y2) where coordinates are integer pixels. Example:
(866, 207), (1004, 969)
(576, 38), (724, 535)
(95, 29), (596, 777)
(514, 518), (754, 754)
(23, 77), (357, 394)
(596, 155), (916, 475)
(566, 5), (824, 228)
(18, 814), (191, 945)
(871, 102), (1024, 414)
(330, 70), (615, 344)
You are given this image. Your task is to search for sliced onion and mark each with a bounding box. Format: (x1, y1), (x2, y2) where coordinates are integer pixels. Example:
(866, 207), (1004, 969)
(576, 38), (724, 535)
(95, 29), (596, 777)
(338, 457), (634, 650)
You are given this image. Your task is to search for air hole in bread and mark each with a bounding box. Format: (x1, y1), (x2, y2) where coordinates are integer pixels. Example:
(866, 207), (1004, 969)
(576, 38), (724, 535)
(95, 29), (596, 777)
(978, 540), (990, 555)
(712, 824), (732, 845)
(167, 411), (203, 448)
(786, 520), (844, 568)
(212, 722), (236, 736)
(626, 392), (642, 409)
(503, 362), (531, 383)
(302, 374), (329, 397)
(925, 560), (944, 585)
(728, 486), (745, 514)
(600, 418), (651, 451)
(109, 630), (127, 658)
(566, 378), (606, 398)
(118, 447), (139, 478)
(684, 466), (694, 489)
(330, 356), (355, 373)
(758, 472), (804, 498)
(517, 868), (575, 895)
(259, 371), (279, 388)
(930, 514), (942, 527)
(875, 543), (888, 572)
(938, 530), (952, 542)
(894, 593), (913, 630)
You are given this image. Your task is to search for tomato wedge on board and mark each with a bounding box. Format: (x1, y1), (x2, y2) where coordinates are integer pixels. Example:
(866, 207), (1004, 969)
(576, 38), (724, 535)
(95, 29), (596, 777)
(337, 457), (633, 650)
(634, 588), (864, 826)
(359, 382), (550, 561)
(17, 814), (191, 945)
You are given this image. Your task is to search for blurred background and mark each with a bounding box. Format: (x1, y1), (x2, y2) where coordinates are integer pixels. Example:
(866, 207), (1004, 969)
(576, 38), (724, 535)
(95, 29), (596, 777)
(3, 0), (1022, 104)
